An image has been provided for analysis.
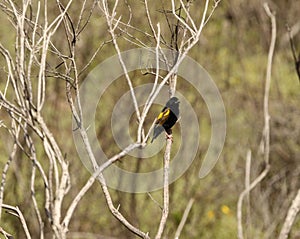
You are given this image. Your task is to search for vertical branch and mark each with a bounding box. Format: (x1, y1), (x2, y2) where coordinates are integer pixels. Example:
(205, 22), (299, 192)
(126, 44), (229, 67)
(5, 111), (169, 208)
(30, 164), (45, 239)
(155, 55), (177, 237)
(262, 2), (276, 166)
(237, 153), (271, 239)
(237, 150), (256, 239)
(245, 149), (252, 236)
(237, 4), (276, 239)
(37, 1), (48, 111)
(139, 23), (161, 143)
(24, 128), (47, 239)
(155, 138), (171, 239)
(153, 10), (182, 234)
(169, 74), (177, 98)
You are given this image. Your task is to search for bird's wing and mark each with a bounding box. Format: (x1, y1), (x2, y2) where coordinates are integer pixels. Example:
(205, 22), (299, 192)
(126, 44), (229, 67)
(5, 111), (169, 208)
(155, 107), (170, 125)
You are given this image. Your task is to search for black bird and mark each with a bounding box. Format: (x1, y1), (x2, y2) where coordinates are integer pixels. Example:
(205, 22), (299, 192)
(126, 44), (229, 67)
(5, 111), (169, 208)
(151, 97), (180, 143)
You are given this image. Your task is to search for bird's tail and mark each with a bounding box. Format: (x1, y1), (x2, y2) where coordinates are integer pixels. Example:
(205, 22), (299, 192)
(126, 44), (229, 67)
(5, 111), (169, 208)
(151, 125), (164, 143)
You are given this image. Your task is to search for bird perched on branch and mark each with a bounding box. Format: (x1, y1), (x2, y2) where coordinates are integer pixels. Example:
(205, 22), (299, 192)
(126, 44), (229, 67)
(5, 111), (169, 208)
(151, 97), (180, 143)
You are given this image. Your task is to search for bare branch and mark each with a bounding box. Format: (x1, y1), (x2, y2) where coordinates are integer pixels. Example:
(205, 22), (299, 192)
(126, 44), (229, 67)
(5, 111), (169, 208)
(99, 173), (150, 239)
(0, 226), (13, 239)
(171, 0), (196, 37)
(174, 198), (195, 239)
(155, 138), (172, 239)
(78, 39), (113, 76)
(0, 142), (18, 220)
(1, 203), (32, 239)
(237, 151), (271, 239)
(138, 23), (162, 143)
(278, 189), (300, 239)
(262, 3), (276, 166)
(245, 148), (252, 236)
(0, 0), (221, 238)
(62, 143), (141, 228)
(99, 0), (141, 123)
(237, 4), (276, 238)
(203, 0), (222, 26)
(147, 192), (163, 210)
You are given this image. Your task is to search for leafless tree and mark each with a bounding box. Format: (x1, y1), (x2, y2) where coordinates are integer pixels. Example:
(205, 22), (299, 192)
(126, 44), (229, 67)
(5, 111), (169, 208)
(237, 3), (300, 239)
(0, 0), (220, 238)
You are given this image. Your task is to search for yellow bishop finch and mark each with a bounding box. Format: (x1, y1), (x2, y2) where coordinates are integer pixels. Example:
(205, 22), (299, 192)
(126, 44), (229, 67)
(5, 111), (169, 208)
(151, 97), (180, 143)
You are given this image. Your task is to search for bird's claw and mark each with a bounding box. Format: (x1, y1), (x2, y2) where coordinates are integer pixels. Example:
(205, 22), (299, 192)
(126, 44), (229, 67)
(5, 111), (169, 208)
(165, 133), (173, 142)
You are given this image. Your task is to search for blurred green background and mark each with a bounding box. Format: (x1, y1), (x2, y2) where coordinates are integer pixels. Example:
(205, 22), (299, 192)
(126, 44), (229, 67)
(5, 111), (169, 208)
(0, 0), (299, 238)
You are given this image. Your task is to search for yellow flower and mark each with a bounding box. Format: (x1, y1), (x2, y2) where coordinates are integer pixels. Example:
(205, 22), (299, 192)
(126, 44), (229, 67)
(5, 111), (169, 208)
(207, 210), (215, 220)
(221, 205), (230, 215)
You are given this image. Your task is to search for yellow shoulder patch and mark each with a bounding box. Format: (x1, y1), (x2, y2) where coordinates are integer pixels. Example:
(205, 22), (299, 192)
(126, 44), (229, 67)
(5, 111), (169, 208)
(156, 108), (170, 125)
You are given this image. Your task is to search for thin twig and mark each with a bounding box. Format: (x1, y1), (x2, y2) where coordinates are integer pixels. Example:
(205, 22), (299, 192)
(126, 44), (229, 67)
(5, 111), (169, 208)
(171, 0), (196, 37)
(139, 23), (161, 142)
(237, 150), (270, 239)
(174, 198), (195, 239)
(1, 204), (32, 239)
(100, 0), (141, 122)
(27, 133), (45, 239)
(262, 2), (276, 166)
(0, 142), (18, 220)
(78, 39), (113, 76)
(147, 192), (163, 210)
(245, 149), (252, 236)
